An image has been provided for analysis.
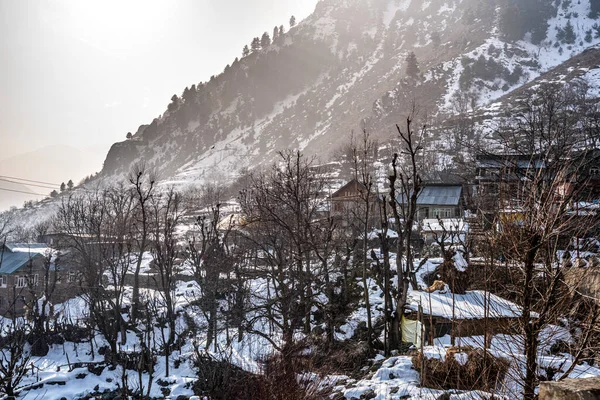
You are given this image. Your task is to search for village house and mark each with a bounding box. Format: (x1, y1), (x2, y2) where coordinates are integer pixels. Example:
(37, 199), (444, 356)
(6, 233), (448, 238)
(391, 172), (468, 225)
(473, 151), (600, 238)
(330, 179), (380, 228)
(416, 185), (464, 220)
(474, 151), (600, 205)
(474, 153), (546, 215)
(396, 184), (466, 222)
(559, 149), (600, 202)
(0, 243), (78, 316)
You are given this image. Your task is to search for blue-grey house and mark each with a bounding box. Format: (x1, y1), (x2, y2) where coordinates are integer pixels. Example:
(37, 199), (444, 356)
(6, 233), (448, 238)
(397, 184), (465, 221)
(0, 243), (72, 316)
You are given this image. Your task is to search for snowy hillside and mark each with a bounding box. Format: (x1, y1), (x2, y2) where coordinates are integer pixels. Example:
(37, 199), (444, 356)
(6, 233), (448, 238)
(5, 2), (600, 400)
(98, 0), (600, 191)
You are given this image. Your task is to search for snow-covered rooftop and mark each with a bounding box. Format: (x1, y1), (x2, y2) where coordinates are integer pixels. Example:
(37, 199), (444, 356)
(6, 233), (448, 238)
(407, 290), (527, 320)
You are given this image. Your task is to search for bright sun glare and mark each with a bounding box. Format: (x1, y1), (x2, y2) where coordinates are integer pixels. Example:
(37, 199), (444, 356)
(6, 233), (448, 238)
(56, 0), (172, 57)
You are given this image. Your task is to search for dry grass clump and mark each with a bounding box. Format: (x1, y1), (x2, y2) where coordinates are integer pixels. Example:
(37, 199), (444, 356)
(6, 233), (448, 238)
(412, 347), (509, 392)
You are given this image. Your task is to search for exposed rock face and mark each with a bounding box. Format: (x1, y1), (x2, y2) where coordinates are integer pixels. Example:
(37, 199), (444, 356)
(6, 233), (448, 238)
(539, 377), (600, 400)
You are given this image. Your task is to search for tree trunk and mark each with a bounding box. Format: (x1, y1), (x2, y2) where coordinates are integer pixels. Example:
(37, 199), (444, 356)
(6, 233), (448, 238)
(363, 199), (373, 347)
(522, 236), (540, 400)
(131, 233), (146, 323)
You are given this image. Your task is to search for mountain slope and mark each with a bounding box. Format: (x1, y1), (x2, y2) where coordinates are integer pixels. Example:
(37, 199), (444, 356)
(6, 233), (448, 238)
(96, 0), (600, 186)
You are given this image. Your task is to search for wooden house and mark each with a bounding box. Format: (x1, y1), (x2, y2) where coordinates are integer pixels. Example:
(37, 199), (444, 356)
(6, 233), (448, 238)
(330, 179), (379, 228)
(0, 243), (78, 316)
(559, 149), (600, 202)
(396, 184), (465, 222)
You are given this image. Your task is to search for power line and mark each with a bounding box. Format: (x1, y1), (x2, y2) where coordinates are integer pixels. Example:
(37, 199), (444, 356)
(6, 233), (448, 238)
(0, 177), (57, 190)
(0, 175), (61, 186)
(0, 187), (47, 196)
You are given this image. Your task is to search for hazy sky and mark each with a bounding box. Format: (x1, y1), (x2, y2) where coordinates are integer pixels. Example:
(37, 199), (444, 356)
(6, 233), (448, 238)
(0, 0), (318, 162)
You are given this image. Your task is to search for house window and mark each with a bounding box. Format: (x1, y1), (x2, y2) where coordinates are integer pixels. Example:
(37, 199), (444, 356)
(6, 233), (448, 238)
(0, 276), (6, 288)
(68, 272), (76, 283)
(433, 208), (453, 218)
(591, 167), (600, 176)
(32, 274), (39, 287)
(16, 276), (26, 288)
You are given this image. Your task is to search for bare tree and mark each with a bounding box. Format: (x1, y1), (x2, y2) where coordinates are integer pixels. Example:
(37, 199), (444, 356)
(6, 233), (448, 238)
(53, 185), (136, 358)
(129, 163), (156, 323)
(239, 150), (327, 352)
(0, 214), (28, 395)
(347, 130), (378, 348)
(185, 200), (233, 351)
(480, 84), (600, 398)
(26, 248), (60, 356)
(150, 187), (183, 375)
(0, 318), (31, 397)
(386, 114), (426, 349)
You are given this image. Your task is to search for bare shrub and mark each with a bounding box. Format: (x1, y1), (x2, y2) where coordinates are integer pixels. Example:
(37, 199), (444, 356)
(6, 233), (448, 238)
(193, 351), (328, 400)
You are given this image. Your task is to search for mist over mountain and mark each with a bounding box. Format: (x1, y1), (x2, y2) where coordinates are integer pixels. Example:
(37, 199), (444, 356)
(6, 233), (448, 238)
(4, 3), (600, 399)
(0, 180), (37, 212)
(4, 0), (600, 227)
(0, 144), (106, 210)
(99, 0), (600, 187)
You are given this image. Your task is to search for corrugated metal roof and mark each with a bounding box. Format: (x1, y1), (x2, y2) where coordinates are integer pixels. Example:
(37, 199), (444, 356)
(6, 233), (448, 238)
(0, 251), (42, 275)
(407, 290), (527, 319)
(0, 244), (48, 275)
(417, 186), (462, 206)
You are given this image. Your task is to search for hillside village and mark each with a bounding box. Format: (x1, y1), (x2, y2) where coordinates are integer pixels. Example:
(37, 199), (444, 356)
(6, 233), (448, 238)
(3, 112), (600, 399)
(3, 0), (600, 399)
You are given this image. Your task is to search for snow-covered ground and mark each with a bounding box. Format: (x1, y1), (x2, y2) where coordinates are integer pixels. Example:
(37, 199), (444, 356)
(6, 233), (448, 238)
(1, 237), (599, 400)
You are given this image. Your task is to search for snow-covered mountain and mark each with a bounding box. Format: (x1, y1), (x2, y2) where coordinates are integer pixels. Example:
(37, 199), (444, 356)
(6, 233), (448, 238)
(99, 0), (600, 188)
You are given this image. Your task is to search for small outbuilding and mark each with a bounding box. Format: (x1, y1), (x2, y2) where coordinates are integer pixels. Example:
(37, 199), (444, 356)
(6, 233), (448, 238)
(402, 289), (527, 346)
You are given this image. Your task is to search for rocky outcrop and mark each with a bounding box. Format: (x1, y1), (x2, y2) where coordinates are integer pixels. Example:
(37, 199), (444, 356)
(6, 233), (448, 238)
(539, 377), (600, 400)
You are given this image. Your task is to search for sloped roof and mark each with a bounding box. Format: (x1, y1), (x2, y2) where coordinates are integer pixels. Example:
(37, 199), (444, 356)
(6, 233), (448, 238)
(422, 172), (466, 185)
(217, 213), (249, 230)
(0, 251), (42, 275)
(330, 179), (367, 199)
(0, 244), (49, 275)
(417, 185), (462, 206)
(407, 290), (528, 320)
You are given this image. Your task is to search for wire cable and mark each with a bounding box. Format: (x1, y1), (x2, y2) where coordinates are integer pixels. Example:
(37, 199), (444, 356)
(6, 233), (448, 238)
(0, 187), (47, 196)
(0, 177), (57, 190)
(0, 175), (61, 186)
